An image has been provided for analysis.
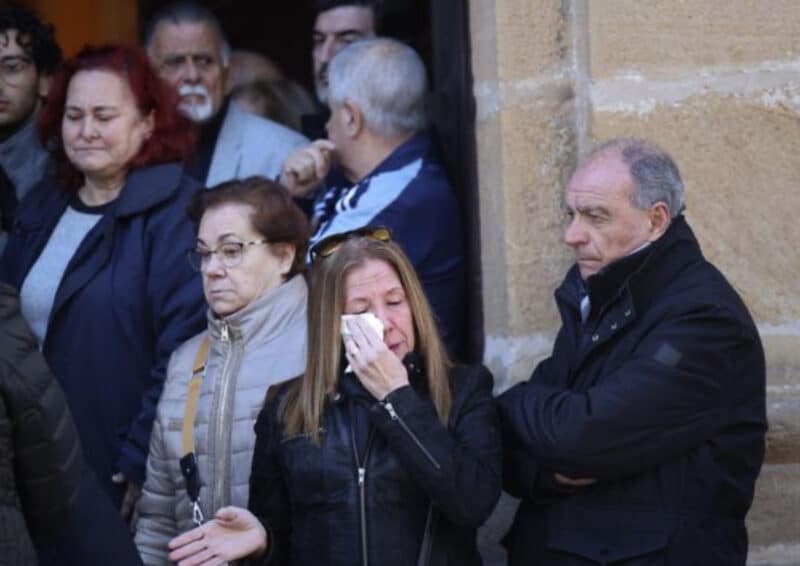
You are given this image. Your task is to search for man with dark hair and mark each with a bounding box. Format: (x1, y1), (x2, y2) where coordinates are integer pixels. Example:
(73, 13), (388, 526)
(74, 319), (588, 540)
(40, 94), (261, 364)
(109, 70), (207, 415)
(302, 0), (378, 140)
(0, 6), (61, 252)
(499, 138), (767, 565)
(144, 1), (307, 187)
(311, 0), (378, 104)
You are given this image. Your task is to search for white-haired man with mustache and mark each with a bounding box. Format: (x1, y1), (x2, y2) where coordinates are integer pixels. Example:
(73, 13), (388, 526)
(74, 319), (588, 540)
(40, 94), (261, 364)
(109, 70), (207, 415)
(144, 1), (307, 187)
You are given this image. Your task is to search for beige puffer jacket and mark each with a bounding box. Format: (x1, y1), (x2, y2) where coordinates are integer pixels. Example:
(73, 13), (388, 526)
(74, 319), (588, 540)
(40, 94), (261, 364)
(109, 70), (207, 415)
(134, 275), (307, 565)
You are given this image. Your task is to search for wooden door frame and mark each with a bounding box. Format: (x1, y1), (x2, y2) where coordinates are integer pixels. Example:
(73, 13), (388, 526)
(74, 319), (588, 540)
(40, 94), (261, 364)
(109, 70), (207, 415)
(429, 0), (483, 363)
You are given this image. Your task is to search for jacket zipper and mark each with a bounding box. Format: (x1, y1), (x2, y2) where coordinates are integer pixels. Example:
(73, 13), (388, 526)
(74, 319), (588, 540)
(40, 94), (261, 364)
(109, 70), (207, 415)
(351, 423), (376, 566)
(210, 319), (240, 514)
(382, 401), (441, 470)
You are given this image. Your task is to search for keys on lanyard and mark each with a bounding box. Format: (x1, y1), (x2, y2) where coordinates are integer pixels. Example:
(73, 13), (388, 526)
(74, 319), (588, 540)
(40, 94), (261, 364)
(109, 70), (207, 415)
(180, 452), (204, 526)
(192, 500), (205, 527)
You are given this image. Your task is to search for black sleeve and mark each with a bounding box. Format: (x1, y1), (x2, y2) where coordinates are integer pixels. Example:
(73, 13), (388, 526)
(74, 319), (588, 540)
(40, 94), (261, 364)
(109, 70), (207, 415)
(498, 305), (763, 480)
(369, 365), (502, 528)
(247, 395), (291, 566)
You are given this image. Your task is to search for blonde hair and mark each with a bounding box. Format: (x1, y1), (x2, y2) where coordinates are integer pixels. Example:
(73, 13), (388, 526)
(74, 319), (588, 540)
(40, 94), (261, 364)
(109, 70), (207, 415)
(281, 238), (451, 443)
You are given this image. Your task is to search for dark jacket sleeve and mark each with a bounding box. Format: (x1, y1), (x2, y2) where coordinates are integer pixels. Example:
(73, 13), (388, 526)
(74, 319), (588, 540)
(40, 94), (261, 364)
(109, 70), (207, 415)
(0, 204), (26, 286)
(247, 392), (291, 566)
(368, 365), (502, 528)
(116, 179), (205, 484)
(498, 304), (763, 481)
(0, 283), (81, 537)
(501, 354), (583, 501)
(0, 236), (16, 285)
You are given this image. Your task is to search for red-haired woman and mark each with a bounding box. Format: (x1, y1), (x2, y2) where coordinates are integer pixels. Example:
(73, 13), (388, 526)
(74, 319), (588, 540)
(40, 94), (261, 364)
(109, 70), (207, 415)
(0, 44), (205, 564)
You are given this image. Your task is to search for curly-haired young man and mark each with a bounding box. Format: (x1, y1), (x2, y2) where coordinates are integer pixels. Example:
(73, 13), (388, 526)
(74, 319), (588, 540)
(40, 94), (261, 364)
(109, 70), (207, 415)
(0, 6), (62, 252)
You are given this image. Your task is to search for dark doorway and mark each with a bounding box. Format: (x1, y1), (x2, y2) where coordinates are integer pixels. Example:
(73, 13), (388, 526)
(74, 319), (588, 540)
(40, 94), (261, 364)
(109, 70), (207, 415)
(138, 0), (483, 362)
(428, 1), (483, 363)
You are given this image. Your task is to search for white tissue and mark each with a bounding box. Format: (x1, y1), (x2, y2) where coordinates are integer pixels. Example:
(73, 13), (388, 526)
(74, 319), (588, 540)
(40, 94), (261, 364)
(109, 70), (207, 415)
(341, 313), (384, 373)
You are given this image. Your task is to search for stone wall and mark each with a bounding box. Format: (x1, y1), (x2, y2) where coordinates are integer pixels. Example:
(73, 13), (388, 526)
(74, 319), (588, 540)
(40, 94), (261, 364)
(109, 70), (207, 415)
(470, 1), (800, 562)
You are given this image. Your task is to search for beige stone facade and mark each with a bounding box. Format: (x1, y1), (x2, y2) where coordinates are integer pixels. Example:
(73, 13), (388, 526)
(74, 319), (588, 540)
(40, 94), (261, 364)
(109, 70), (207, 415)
(470, 1), (800, 562)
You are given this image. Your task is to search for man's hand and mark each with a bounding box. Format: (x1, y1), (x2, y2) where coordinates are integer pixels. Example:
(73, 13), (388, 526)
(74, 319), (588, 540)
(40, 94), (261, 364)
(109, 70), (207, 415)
(279, 139), (336, 198)
(168, 506), (267, 566)
(111, 472), (142, 524)
(554, 473), (597, 487)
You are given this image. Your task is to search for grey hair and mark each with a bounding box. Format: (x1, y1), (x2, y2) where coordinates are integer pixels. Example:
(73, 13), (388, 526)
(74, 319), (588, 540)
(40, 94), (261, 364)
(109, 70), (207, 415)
(143, 1), (231, 66)
(589, 138), (685, 218)
(328, 38), (427, 139)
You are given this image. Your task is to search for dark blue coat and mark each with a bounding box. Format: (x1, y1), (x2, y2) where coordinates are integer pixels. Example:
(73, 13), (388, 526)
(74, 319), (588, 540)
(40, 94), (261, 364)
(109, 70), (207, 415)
(0, 162), (205, 505)
(498, 216), (766, 565)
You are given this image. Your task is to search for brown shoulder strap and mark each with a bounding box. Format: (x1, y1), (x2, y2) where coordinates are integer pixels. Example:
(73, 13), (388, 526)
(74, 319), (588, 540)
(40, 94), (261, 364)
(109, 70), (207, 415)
(182, 336), (211, 456)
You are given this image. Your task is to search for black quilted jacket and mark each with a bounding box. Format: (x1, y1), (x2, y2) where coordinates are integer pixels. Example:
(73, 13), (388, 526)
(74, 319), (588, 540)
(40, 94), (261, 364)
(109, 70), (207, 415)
(0, 283), (81, 565)
(249, 360), (502, 566)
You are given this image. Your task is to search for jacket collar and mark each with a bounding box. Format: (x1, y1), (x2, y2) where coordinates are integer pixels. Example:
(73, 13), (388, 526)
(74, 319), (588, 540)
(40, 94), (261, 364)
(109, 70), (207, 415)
(113, 162), (184, 218)
(336, 351), (427, 402)
(206, 274), (308, 347)
(358, 131), (433, 183)
(558, 215), (703, 318)
(0, 115), (49, 194)
(206, 103), (242, 187)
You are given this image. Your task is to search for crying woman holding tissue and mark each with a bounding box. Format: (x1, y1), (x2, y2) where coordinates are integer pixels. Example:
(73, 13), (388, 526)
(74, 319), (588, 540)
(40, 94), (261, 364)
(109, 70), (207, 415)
(167, 228), (502, 566)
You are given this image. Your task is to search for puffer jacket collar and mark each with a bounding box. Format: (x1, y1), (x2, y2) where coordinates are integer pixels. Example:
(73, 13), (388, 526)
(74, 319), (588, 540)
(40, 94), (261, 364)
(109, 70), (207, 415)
(206, 274), (308, 346)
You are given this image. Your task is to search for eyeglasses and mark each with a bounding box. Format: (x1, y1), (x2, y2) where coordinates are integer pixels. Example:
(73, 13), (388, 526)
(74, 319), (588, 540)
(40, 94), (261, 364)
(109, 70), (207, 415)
(187, 239), (269, 271)
(0, 56), (33, 85)
(309, 226), (392, 264)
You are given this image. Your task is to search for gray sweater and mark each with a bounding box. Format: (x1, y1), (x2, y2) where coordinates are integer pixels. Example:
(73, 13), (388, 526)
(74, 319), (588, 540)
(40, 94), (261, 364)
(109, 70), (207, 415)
(20, 205), (104, 344)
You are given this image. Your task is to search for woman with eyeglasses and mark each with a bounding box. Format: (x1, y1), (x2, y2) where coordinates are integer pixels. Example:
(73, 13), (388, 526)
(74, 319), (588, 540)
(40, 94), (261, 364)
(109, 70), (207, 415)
(0, 44), (203, 564)
(167, 229), (502, 566)
(135, 177), (309, 565)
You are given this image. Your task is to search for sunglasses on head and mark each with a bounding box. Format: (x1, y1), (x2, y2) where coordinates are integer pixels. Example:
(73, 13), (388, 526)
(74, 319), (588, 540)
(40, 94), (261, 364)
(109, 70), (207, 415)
(309, 226), (392, 264)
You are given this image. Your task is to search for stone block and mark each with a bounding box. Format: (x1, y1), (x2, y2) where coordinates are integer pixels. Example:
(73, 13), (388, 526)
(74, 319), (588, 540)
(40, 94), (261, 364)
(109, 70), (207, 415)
(477, 101), (574, 387)
(748, 543), (800, 566)
(474, 112), (510, 323)
(592, 93), (800, 327)
(494, 0), (566, 81)
(469, 0), (500, 84)
(480, 96), (579, 333)
(747, 463), (800, 549)
(476, 87), (580, 386)
(588, 1), (800, 80)
(765, 392), (800, 465)
(471, 0), (567, 84)
(763, 335), (800, 387)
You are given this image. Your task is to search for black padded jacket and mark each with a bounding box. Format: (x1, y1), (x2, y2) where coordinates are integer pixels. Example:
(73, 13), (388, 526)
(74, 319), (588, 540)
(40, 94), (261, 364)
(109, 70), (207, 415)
(248, 359), (502, 566)
(0, 283), (82, 565)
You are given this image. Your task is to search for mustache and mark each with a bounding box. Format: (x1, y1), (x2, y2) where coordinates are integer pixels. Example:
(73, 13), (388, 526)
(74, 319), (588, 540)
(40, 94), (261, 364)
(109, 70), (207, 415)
(178, 84), (210, 97)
